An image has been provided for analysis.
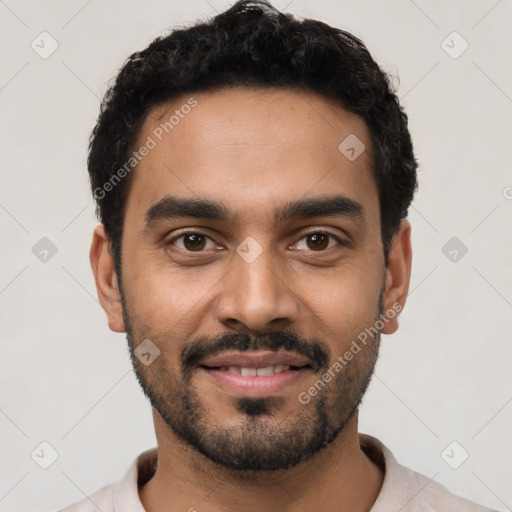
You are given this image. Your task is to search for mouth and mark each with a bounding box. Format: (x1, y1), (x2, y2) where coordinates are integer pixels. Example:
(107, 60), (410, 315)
(198, 350), (313, 397)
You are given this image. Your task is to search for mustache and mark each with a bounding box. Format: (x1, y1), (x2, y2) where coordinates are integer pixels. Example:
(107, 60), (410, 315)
(181, 330), (330, 373)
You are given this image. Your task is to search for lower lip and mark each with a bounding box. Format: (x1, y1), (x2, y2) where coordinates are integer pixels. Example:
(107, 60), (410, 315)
(199, 367), (309, 397)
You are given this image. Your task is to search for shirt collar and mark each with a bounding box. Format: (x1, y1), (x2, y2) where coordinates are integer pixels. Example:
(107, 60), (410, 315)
(112, 435), (401, 512)
(113, 447), (158, 512)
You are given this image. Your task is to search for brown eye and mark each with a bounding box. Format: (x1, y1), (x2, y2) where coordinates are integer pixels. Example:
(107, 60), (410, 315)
(293, 231), (343, 252)
(306, 233), (329, 251)
(183, 234), (206, 251)
(168, 232), (216, 252)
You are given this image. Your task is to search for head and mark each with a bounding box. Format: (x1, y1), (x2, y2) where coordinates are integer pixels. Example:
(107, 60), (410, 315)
(89, 0), (416, 472)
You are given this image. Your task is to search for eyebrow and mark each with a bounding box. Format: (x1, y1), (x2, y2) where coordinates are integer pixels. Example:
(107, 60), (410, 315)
(143, 194), (364, 230)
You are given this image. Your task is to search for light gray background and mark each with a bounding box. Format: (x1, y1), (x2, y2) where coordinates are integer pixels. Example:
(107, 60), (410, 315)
(1, 1), (511, 511)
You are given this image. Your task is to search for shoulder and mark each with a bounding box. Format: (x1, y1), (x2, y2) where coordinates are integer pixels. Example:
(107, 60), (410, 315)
(57, 482), (117, 512)
(359, 434), (497, 512)
(404, 465), (497, 512)
(55, 447), (157, 512)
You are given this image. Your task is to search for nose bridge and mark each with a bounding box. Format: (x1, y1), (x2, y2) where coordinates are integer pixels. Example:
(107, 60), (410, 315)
(237, 245), (279, 299)
(215, 239), (298, 330)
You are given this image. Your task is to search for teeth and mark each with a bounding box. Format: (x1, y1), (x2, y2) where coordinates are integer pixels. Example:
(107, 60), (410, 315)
(224, 365), (291, 376)
(256, 366), (274, 376)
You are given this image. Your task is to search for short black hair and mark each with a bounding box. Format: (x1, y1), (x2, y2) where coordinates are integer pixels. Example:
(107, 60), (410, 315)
(88, 0), (417, 277)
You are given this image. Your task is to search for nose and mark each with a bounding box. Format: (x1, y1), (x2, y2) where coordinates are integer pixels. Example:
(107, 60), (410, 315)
(215, 246), (300, 333)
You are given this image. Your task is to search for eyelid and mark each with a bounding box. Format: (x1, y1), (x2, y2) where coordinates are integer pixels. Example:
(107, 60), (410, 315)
(166, 228), (208, 241)
(299, 227), (347, 239)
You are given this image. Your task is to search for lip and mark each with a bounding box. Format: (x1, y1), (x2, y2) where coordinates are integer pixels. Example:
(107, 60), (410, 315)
(199, 366), (310, 397)
(200, 350), (311, 369)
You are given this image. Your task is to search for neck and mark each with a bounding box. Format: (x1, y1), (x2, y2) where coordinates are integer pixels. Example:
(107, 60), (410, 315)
(139, 410), (384, 512)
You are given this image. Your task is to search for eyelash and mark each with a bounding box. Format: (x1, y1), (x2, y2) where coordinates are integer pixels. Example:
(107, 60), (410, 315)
(166, 229), (346, 253)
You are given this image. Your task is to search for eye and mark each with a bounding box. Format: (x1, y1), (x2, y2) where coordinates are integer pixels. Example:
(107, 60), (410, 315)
(167, 231), (217, 252)
(293, 231), (344, 251)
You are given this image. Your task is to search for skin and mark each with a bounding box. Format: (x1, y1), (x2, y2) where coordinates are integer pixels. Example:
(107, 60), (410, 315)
(90, 87), (412, 512)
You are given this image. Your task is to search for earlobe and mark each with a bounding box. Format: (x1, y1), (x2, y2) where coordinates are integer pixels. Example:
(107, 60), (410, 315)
(89, 225), (126, 333)
(381, 220), (412, 335)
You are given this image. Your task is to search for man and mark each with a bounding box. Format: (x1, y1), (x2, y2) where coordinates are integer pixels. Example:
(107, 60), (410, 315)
(60, 1), (496, 511)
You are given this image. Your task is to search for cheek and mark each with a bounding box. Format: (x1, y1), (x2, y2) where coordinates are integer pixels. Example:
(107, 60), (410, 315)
(299, 263), (382, 347)
(124, 253), (224, 334)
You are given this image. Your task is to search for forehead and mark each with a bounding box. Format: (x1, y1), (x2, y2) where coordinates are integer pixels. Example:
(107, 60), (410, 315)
(124, 86), (379, 229)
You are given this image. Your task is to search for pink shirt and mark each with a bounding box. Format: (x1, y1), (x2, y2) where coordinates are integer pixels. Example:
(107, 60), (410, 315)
(59, 435), (496, 511)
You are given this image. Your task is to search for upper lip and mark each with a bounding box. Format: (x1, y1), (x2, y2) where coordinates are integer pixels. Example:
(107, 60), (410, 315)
(200, 350), (312, 369)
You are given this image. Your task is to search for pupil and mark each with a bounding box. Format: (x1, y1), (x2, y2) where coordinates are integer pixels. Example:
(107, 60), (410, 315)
(308, 233), (328, 250)
(184, 234), (205, 251)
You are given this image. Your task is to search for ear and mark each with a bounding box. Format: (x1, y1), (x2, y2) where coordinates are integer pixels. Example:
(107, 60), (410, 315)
(89, 224), (126, 333)
(381, 220), (412, 335)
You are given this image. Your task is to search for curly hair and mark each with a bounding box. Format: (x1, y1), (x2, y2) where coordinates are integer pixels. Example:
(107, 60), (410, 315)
(88, 0), (417, 276)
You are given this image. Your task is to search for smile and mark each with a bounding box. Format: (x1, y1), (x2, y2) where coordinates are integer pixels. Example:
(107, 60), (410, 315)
(199, 350), (312, 397)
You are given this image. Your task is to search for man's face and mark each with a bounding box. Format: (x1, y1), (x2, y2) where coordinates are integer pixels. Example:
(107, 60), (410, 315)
(112, 87), (395, 471)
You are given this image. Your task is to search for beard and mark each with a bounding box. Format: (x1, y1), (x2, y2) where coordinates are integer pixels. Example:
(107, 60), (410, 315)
(121, 290), (382, 473)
